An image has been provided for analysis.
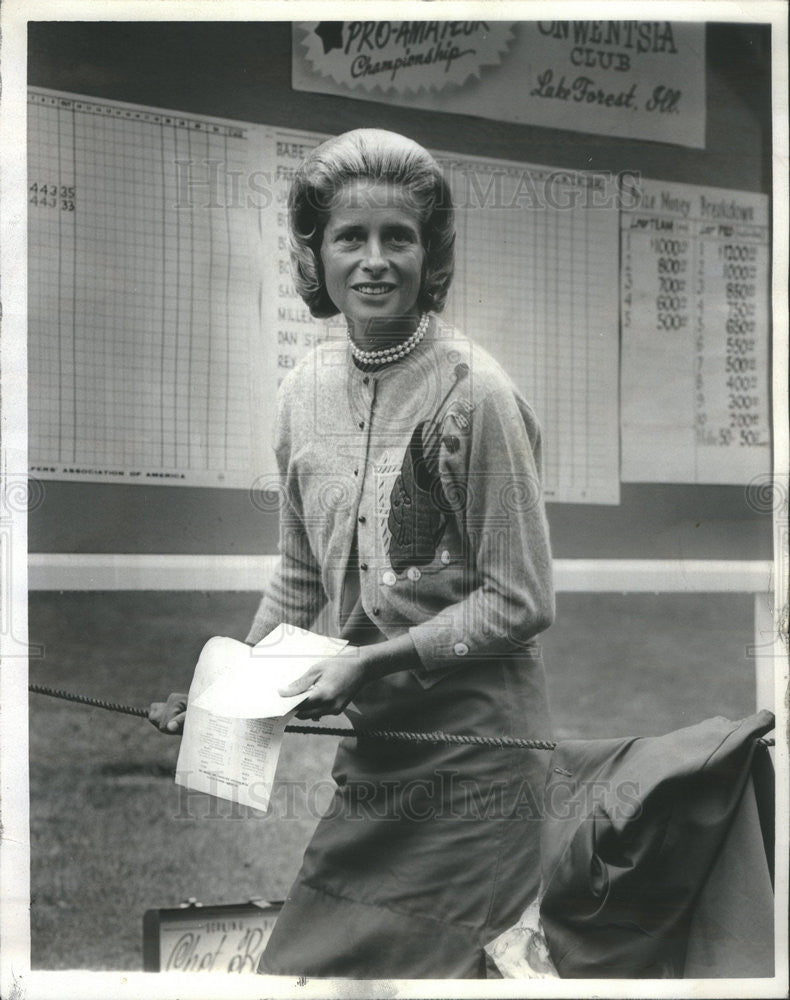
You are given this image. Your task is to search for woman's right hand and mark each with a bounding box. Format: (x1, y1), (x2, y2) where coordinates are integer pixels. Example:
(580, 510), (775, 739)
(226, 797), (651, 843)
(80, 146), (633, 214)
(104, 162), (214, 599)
(148, 692), (188, 735)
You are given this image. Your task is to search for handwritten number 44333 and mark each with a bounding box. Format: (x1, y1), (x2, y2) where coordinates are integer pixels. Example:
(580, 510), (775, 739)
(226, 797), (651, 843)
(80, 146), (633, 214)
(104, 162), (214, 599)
(29, 182), (76, 211)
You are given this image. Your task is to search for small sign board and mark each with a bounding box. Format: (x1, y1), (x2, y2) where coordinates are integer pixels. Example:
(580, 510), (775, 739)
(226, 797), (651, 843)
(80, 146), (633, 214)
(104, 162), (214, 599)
(142, 900), (283, 973)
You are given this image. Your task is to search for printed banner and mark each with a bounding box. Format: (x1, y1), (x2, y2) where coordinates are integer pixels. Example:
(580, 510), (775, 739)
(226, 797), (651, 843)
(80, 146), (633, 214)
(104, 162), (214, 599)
(292, 20), (706, 148)
(296, 20), (515, 94)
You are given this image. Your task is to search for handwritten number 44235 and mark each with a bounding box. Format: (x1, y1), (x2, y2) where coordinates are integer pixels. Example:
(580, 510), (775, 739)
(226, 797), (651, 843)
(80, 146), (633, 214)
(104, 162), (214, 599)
(29, 182), (76, 210)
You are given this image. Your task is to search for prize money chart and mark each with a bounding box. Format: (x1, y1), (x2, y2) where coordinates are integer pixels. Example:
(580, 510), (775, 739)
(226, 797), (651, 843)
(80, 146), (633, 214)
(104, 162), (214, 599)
(620, 178), (770, 484)
(268, 134), (620, 504)
(28, 89), (264, 488)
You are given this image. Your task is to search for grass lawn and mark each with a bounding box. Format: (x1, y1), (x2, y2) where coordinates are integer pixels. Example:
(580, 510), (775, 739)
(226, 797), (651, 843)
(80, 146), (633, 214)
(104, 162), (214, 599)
(27, 590), (758, 970)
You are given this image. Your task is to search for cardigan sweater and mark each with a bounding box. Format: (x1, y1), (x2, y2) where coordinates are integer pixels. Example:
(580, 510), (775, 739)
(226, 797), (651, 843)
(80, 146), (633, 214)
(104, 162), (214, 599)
(246, 315), (555, 682)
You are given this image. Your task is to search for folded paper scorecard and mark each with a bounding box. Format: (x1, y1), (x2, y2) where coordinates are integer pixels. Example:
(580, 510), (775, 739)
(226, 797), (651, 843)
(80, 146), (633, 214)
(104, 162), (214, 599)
(175, 626), (348, 814)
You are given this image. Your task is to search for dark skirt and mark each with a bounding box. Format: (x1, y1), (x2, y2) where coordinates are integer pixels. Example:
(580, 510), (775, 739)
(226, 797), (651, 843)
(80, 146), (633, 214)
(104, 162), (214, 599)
(259, 649), (553, 979)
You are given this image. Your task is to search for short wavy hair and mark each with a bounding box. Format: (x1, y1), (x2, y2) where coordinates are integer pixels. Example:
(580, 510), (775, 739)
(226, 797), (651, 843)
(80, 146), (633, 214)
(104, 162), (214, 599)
(288, 129), (455, 319)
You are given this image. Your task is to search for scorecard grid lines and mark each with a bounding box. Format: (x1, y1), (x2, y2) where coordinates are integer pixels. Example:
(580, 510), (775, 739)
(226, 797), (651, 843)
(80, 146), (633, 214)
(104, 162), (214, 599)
(28, 90), (259, 488)
(442, 159), (620, 504)
(28, 91), (622, 503)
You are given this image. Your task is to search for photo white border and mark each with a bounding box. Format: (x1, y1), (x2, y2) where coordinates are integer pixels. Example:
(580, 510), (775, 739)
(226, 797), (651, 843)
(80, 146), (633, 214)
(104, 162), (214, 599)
(1, 2), (788, 998)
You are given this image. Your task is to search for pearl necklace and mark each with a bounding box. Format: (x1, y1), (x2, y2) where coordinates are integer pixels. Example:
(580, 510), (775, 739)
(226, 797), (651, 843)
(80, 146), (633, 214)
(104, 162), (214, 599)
(348, 313), (429, 366)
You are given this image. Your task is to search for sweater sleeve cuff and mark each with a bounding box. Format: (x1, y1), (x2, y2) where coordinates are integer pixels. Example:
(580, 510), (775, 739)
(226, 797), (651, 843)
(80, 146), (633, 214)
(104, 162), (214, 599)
(409, 622), (470, 676)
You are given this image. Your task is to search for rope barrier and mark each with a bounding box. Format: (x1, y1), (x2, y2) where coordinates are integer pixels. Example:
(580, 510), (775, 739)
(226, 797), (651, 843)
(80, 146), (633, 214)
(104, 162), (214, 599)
(27, 683), (775, 751)
(29, 683), (150, 718)
(286, 723), (557, 750)
(27, 683), (558, 750)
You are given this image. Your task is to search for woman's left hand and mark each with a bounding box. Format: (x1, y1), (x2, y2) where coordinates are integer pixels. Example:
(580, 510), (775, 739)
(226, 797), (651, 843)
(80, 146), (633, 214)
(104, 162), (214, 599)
(279, 649), (369, 720)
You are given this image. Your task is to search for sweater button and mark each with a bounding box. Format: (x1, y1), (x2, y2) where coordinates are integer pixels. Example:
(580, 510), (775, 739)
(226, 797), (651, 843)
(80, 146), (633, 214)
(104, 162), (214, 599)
(407, 566), (421, 582)
(453, 641), (469, 657)
(358, 421), (365, 430)
(440, 550), (451, 565)
(371, 607), (380, 616)
(360, 563), (368, 571)
(363, 376), (370, 385)
(358, 515), (366, 524)
(353, 469), (359, 476)
(382, 570), (397, 587)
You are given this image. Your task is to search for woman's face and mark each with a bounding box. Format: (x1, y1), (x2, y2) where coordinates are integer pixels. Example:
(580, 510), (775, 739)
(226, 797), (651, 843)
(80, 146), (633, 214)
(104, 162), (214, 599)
(320, 180), (425, 330)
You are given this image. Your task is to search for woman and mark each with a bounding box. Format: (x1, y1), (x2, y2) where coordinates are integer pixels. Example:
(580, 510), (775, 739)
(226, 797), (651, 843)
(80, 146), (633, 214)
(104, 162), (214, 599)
(152, 128), (555, 979)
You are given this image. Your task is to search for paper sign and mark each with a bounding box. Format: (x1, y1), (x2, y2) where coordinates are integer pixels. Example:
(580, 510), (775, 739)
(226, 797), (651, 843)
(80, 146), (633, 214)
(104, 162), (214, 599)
(295, 20), (515, 95)
(620, 178), (770, 484)
(292, 21), (706, 148)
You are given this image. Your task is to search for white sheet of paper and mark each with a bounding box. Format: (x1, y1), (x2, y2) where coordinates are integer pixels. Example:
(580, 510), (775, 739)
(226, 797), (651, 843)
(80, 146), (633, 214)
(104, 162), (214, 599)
(175, 705), (291, 815)
(192, 624), (348, 718)
(175, 629), (348, 814)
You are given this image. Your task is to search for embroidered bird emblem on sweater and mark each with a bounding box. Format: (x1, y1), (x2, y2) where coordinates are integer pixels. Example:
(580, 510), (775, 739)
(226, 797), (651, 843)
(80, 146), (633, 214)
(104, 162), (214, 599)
(387, 421), (447, 572)
(387, 362), (470, 573)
